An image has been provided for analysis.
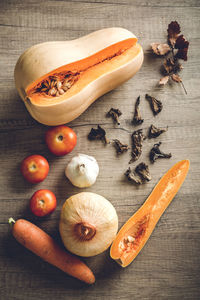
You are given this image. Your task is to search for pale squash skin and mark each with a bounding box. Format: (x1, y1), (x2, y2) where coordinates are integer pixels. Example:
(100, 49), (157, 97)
(14, 28), (144, 125)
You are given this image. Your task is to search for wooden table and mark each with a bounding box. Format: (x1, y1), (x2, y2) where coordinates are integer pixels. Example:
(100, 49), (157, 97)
(0, 0), (200, 299)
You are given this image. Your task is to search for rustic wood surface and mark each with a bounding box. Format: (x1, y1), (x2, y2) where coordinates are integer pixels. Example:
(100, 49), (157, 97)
(0, 0), (200, 299)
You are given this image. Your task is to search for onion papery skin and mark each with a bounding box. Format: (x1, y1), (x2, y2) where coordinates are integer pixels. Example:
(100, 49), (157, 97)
(59, 192), (118, 257)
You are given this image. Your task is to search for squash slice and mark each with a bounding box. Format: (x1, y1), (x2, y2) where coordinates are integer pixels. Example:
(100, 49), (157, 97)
(110, 160), (190, 267)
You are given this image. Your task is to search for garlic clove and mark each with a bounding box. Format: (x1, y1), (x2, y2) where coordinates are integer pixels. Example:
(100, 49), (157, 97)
(59, 192), (118, 257)
(65, 154), (99, 188)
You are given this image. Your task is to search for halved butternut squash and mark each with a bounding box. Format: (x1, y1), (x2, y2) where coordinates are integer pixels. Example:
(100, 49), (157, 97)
(14, 28), (143, 125)
(110, 160), (190, 267)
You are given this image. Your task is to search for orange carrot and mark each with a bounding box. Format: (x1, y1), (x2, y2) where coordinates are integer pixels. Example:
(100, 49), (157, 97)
(9, 218), (95, 284)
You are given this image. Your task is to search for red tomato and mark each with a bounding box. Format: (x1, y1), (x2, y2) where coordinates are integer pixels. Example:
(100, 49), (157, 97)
(21, 155), (49, 184)
(30, 189), (57, 217)
(45, 125), (77, 156)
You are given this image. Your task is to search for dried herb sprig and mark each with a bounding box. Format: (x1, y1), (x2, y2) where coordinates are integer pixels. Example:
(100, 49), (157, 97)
(151, 21), (189, 94)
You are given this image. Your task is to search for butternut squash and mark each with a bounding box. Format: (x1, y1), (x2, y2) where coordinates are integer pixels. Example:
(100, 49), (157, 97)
(110, 160), (190, 267)
(14, 28), (143, 125)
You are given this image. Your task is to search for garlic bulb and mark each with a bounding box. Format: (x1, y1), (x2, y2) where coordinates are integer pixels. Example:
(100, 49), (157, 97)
(59, 192), (118, 257)
(65, 154), (99, 188)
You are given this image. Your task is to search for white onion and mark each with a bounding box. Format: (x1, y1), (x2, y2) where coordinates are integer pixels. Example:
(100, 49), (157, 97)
(59, 192), (118, 257)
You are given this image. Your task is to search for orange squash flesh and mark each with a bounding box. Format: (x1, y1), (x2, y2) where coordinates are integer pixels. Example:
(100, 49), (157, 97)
(110, 160), (190, 267)
(26, 38), (138, 105)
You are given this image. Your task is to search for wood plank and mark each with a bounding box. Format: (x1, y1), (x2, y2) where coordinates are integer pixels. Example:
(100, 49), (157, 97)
(0, 0), (199, 299)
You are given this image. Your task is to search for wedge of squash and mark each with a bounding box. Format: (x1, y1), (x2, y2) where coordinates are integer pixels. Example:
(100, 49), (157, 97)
(14, 28), (143, 125)
(110, 160), (190, 267)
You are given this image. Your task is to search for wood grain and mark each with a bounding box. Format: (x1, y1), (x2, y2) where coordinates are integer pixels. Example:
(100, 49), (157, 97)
(0, 0), (200, 299)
